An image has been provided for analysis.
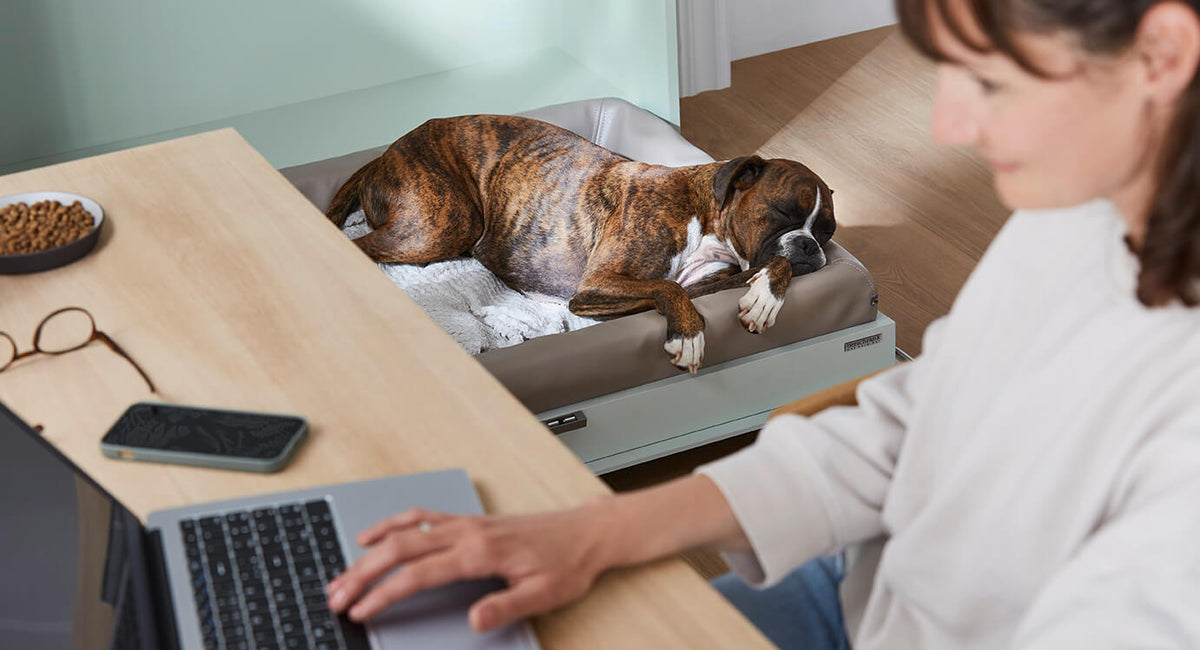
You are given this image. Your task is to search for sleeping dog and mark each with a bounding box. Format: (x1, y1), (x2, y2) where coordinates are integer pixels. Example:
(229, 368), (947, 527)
(325, 115), (835, 372)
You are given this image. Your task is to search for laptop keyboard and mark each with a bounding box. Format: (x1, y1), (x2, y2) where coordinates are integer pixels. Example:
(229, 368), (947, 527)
(180, 499), (371, 650)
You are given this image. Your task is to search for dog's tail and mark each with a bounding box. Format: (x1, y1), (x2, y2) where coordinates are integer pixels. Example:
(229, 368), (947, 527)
(325, 158), (377, 228)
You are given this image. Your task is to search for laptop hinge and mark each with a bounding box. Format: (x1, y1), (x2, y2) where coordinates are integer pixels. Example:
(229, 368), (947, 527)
(145, 528), (182, 650)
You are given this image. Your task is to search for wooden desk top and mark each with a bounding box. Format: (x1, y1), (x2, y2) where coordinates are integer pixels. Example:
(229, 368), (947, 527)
(0, 129), (769, 649)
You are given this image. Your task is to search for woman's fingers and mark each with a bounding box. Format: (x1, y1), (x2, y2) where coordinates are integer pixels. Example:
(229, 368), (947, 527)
(347, 547), (492, 622)
(328, 520), (458, 612)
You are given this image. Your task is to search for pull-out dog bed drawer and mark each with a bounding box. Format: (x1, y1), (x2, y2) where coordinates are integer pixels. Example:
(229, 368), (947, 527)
(531, 314), (894, 473)
(280, 97), (896, 472)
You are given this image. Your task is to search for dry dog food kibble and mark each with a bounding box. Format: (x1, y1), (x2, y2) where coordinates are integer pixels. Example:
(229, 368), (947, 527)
(0, 200), (95, 255)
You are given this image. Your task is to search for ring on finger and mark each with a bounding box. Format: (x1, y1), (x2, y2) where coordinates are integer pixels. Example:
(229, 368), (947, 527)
(418, 521), (433, 533)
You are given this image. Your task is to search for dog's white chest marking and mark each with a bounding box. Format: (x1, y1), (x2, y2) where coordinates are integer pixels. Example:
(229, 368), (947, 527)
(669, 218), (748, 287)
(725, 238), (751, 272)
(666, 218), (704, 283)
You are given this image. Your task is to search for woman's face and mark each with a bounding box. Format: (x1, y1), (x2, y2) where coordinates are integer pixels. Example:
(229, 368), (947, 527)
(928, 8), (1158, 227)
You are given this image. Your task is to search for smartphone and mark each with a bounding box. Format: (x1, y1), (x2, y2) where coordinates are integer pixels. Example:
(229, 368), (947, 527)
(100, 402), (308, 473)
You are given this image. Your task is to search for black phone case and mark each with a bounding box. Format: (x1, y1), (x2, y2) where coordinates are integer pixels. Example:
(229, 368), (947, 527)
(100, 402), (308, 473)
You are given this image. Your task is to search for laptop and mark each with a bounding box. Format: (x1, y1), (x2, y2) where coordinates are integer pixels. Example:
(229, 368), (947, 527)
(0, 401), (541, 650)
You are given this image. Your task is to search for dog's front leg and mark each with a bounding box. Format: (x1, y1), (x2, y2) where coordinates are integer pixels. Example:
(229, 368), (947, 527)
(685, 256), (792, 334)
(569, 273), (707, 373)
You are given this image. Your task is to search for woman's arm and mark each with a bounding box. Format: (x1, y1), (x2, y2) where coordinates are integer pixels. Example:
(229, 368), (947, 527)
(325, 473), (744, 632)
(327, 318), (947, 631)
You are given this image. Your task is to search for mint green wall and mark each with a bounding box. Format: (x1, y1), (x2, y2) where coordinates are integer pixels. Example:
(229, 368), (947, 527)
(0, 0), (678, 175)
(556, 1), (680, 125)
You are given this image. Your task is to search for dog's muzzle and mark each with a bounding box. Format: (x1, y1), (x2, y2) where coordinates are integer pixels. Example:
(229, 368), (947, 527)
(757, 230), (827, 276)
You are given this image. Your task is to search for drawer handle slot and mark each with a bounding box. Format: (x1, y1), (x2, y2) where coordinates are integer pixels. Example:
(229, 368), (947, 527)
(541, 411), (587, 435)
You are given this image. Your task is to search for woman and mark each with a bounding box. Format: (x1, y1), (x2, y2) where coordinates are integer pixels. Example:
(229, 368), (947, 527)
(326, 1), (1200, 647)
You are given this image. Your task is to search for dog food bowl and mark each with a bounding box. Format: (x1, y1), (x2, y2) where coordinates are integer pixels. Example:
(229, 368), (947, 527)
(0, 191), (105, 274)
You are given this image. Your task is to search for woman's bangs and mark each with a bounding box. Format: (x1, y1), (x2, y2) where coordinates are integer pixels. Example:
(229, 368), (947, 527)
(896, 0), (989, 63)
(895, 0), (1049, 74)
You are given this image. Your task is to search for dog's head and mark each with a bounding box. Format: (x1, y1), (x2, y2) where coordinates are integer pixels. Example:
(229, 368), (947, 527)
(712, 156), (835, 276)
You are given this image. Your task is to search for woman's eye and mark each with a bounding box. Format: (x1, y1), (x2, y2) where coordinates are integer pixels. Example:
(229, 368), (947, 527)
(973, 74), (1001, 94)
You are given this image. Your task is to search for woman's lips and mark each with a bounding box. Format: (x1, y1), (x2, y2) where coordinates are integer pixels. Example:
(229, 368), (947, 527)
(988, 160), (1020, 173)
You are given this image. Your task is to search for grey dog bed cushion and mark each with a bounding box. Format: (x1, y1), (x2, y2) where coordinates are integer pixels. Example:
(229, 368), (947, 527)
(279, 97), (878, 414)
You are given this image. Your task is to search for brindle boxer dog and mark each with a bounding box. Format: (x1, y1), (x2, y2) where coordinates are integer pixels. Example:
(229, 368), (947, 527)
(326, 115), (835, 372)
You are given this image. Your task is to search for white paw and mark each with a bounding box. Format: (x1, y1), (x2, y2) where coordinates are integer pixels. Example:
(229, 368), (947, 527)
(738, 269), (784, 333)
(664, 331), (705, 374)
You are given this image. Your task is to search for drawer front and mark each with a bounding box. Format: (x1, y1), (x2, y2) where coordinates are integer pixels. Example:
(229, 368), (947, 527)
(539, 314), (896, 473)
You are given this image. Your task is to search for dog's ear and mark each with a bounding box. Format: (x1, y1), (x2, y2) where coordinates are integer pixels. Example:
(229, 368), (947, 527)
(713, 156), (767, 211)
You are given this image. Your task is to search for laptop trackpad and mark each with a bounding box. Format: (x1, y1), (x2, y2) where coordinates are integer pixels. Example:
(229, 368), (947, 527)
(369, 577), (534, 648)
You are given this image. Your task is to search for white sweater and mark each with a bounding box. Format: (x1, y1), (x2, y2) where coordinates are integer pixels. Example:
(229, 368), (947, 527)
(698, 199), (1200, 649)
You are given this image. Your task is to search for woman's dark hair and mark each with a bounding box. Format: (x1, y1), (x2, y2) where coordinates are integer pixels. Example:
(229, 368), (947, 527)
(895, 0), (1200, 307)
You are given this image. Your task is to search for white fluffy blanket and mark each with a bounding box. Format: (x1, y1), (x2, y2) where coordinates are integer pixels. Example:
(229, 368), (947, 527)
(343, 210), (598, 355)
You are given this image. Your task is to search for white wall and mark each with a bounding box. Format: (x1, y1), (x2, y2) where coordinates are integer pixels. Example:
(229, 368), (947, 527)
(728, 0), (896, 61)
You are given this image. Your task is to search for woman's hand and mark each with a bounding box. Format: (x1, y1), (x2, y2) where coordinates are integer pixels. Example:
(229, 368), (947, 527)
(325, 497), (620, 632)
(325, 474), (746, 632)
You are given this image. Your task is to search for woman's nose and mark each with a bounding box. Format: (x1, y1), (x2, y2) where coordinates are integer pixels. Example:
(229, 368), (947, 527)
(930, 67), (980, 146)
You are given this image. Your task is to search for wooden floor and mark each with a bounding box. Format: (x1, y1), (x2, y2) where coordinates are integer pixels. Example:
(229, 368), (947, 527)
(600, 26), (1010, 578)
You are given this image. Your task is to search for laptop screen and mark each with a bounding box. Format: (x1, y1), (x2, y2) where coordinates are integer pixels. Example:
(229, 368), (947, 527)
(0, 402), (160, 650)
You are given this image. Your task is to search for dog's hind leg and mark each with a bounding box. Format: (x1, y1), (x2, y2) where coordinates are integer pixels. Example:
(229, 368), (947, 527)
(349, 176), (483, 264)
(351, 212), (481, 264)
(325, 159), (376, 228)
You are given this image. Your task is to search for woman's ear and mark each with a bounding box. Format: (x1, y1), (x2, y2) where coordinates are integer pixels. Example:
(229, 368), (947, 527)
(1137, 2), (1200, 104)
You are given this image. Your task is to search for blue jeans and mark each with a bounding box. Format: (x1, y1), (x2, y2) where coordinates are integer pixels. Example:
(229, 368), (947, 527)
(711, 555), (851, 650)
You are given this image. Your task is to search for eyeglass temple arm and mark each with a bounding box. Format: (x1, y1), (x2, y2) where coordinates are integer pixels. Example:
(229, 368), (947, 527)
(95, 331), (158, 393)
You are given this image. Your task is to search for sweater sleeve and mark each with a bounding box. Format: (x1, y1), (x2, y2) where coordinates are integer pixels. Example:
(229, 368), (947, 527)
(1011, 422), (1200, 648)
(694, 318), (944, 586)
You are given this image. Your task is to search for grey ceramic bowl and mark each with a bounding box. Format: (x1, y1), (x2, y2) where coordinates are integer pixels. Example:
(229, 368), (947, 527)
(0, 191), (105, 274)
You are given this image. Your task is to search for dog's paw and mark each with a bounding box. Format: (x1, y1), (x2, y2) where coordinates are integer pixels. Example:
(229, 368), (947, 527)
(664, 332), (705, 374)
(738, 269), (784, 333)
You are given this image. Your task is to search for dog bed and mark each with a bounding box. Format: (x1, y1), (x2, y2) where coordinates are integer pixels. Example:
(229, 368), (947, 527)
(280, 97), (896, 472)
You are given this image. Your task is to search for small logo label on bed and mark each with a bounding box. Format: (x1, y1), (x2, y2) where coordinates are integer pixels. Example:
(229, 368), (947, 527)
(845, 333), (882, 352)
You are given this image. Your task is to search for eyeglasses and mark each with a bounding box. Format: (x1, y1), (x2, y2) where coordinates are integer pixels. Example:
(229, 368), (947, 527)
(1, 307), (157, 393)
